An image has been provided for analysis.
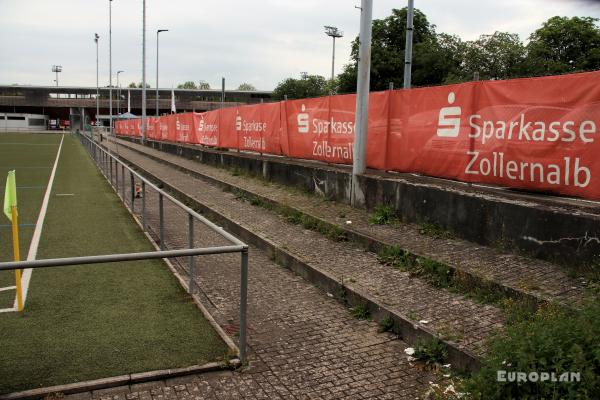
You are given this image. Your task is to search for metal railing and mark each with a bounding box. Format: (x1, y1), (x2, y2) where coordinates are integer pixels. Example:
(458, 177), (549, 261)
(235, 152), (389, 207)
(0, 132), (250, 363)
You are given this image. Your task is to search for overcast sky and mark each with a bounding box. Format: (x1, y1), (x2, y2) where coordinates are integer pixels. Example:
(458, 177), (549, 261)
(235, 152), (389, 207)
(1, 0), (599, 91)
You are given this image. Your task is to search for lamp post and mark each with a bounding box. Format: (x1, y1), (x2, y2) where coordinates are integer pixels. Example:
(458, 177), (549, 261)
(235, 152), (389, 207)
(351, 0), (373, 206)
(94, 34), (99, 124)
(156, 29), (168, 116)
(109, 0), (113, 135)
(117, 70), (124, 115)
(324, 26), (343, 82)
(52, 65), (62, 86)
(404, 0), (415, 89)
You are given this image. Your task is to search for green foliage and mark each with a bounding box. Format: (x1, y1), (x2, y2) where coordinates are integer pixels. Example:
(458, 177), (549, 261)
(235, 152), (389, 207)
(272, 73), (328, 100)
(378, 315), (394, 333)
(128, 82), (151, 88)
(237, 83), (256, 91)
(338, 7), (463, 92)
(414, 338), (448, 365)
(368, 205), (396, 225)
(336, 10), (600, 93)
(418, 222), (455, 239)
(378, 245), (412, 270)
(524, 16), (600, 76)
(198, 80), (211, 90)
(351, 304), (371, 320)
(465, 301), (600, 399)
(177, 81), (198, 89)
(461, 32), (526, 81)
(415, 257), (453, 288)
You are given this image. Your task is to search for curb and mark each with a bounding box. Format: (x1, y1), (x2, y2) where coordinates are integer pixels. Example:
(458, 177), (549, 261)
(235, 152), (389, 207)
(0, 361), (239, 400)
(112, 149), (483, 373)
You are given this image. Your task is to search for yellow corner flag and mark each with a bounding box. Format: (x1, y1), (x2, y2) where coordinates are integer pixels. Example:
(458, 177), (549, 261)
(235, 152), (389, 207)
(4, 170), (17, 221)
(4, 170), (23, 312)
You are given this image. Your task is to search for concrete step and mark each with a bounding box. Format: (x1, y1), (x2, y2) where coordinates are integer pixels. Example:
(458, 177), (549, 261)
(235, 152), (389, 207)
(110, 138), (590, 310)
(104, 138), (511, 372)
(124, 137), (600, 268)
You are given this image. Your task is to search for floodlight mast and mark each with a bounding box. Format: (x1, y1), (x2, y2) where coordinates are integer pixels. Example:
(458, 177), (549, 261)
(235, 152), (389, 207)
(94, 34), (100, 122)
(324, 26), (343, 82)
(109, 0), (113, 136)
(52, 65), (62, 86)
(156, 29), (169, 116)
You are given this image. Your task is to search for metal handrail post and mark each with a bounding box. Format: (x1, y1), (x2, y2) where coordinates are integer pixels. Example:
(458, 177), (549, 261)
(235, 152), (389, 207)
(121, 165), (125, 200)
(188, 213), (195, 293)
(159, 193), (165, 250)
(239, 249), (249, 364)
(130, 172), (135, 212)
(142, 181), (146, 230)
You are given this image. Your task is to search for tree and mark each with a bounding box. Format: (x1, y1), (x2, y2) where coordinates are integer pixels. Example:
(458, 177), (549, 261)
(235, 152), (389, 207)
(198, 80), (211, 90)
(337, 7), (459, 92)
(237, 83), (256, 91)
(272, 74), (328, 100)
(523, 16), (600, 75)
(177, 81), (197, 89)
(461, 32), (526, 81)
(128, 82), (151, 88)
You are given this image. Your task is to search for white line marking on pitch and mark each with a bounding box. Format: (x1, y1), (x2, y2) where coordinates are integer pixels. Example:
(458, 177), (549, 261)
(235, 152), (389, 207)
(55, 193), (75, 196)
(12, 134), (64, 310)
(0, 286), (16, 292)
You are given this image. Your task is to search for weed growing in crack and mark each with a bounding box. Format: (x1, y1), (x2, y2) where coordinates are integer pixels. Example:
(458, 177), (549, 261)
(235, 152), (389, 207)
(368, 205), (396, 225)
(378, 315), (394, 333)
(351, 304), (371, 320)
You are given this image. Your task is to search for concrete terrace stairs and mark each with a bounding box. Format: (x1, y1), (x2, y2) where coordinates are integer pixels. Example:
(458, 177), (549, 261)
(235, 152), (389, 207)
(111, 138), (588, 308)
(105, 138), (511, 371)
(105, 137), (585, 366)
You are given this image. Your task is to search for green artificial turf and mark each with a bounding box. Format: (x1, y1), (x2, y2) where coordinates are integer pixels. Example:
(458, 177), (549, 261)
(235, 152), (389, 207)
(0, 133), (228, 394)
(0, 133), (60, 295)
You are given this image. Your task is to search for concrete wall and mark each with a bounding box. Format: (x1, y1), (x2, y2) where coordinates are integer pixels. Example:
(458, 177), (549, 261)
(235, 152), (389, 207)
(133, 138), (600, 268)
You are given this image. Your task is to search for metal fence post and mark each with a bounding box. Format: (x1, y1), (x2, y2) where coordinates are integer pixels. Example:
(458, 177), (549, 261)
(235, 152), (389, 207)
(188, 213), (195, 294)
(110, 157), (113, 186)
(130, 172), (135, 212)
(142, 181), (146, 231)
(159, 193), (165, 250)
(239, 249), (249, 364)
(121, 165), (125, 200)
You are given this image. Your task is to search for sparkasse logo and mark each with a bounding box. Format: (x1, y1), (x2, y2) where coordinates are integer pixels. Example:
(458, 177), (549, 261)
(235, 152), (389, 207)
(436, 92), (461, 137)
(298, 105), (309, 133)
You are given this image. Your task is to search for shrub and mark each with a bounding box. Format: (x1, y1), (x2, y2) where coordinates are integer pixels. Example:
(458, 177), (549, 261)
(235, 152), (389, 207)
(465, 301), (600, 399)
(414, 338), (448, 365)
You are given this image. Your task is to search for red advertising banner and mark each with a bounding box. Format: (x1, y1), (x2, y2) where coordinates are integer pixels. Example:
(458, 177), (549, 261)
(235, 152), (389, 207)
(233, 103), (284, 154)
(219, 107), (240, 149)
(174, 113), (194, 143)
(115, 71), (600, 201)
(386, 72), (600, 200)
(192, 111), (220, 146)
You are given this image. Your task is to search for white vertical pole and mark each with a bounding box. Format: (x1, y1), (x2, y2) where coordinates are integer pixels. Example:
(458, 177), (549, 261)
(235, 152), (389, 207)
(331, 36), (336, 82)
(95, 34), (99, 123)
(156, 31), (159, 116)
(109, 0), (113, 136)
(351, 0), (373, 207)
(142, 0), (147, 143)
(403, 0), (414, 89)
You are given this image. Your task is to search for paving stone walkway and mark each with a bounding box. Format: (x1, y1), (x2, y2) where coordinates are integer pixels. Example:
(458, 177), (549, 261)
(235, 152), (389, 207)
(73, 145), (446, 399)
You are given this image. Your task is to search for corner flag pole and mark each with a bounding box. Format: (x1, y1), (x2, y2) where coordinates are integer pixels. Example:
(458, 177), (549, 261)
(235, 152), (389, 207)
(4, 170), (23, 311)
(11, 206), (23, 312)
